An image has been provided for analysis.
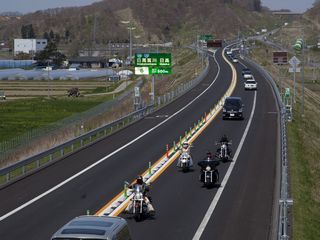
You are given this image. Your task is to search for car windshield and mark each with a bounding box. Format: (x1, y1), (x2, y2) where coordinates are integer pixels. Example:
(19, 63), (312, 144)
(225, 99), (241, 108)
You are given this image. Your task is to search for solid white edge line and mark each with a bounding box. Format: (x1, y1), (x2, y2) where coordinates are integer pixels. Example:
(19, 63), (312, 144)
(192, 90), (257, 240)
(0, 51), (222, 222)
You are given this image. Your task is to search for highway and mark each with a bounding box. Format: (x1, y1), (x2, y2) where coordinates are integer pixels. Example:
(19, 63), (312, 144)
(0, 48), (279, 240)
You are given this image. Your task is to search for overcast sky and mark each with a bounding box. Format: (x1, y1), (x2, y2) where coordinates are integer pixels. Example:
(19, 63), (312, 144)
(261, 0), (315, 13)
(0, 0), (316, 14)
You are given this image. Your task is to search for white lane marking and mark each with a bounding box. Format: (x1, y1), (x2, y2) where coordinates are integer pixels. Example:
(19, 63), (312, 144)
(0, 52), (222, 222)
(192, 90), (257, 240)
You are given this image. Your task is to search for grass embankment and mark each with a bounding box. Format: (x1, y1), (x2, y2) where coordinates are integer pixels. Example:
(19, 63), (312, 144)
(288, 105), (320, 240)
(249, 38), (320, 240)
(0, 96), (110, 142)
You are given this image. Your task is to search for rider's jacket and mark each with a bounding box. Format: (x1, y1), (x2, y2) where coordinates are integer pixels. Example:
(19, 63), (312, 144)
(130, 183), (149, 196)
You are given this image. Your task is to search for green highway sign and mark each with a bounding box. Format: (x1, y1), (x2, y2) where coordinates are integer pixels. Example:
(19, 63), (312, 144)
(200, 35), (214, 41)
(135, 67), (172, 75)
(135, 53), (172, 67)
(150, 67), (172, 74)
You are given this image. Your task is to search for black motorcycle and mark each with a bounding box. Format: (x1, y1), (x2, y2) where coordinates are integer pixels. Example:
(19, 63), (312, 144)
(198, 157), (220, 187)
(215, 141), (232, 162)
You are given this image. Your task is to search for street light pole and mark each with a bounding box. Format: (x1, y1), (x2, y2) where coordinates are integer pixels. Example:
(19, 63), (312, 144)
(120, 21), (136, 63)
(129, 27), (132, 62)
(301, 37), (305, 116)
(47, 60), (50, 98)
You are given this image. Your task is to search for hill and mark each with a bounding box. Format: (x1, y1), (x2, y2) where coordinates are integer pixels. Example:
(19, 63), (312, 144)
(0, 0), (277, 56)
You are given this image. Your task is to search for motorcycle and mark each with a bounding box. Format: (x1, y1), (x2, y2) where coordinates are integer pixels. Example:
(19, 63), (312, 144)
(198, 157), (220, 187)
(216, 141), (232, 162)
(177, 152), (193, 172)
(132, 185), (148, 221)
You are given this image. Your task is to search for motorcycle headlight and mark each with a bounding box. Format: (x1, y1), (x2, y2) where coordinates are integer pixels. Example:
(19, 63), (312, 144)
(134, 192), (143, 200)
(206, 166), (211, 171)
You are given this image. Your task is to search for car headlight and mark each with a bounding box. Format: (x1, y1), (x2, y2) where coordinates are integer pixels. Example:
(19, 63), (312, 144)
(206, 166), (211, 171)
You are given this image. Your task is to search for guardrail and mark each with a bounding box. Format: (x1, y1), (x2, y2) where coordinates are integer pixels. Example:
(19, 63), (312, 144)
(245, 57), (293, 240)
(0, 56), (210, 188)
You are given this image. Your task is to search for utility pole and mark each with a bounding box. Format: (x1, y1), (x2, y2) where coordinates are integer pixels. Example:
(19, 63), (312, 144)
(301, 39), (305, 116)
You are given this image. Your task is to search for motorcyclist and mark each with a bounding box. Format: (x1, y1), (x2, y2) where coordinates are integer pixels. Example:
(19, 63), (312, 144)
(217, 135), (232, 157)
(198, 151), (220, 183)
(206, 151), (213, 160)
(219, 134), (229, 144)
(125, 176), (155, 213)
(199, 151), (219, 167)
(180, 141), (191, 154)
(177, 142), (193, 168)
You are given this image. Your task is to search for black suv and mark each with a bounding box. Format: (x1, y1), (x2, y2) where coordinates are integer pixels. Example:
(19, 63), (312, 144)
(222, 97), (244, 120)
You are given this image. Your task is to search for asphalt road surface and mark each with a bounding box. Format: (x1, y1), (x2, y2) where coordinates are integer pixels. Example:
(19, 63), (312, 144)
(0, 48), (279, 240)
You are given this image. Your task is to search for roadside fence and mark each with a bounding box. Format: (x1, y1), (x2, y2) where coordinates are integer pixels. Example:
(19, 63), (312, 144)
(245, 57), (293, 240)
(0, 55), (209, 188)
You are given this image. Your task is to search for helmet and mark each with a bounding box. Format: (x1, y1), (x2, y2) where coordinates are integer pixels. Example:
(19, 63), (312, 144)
(182, 142), (189, 148)
(221, 134), (228, 142)
(136, 176), (143, 185)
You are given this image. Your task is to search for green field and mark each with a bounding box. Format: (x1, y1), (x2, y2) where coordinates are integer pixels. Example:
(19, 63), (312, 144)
(0, 96), (111, 142)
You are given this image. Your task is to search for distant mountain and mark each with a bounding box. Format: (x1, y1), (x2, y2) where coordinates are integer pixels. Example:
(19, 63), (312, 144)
(0, 11), (23, 17)
(0, 0), (276, 56)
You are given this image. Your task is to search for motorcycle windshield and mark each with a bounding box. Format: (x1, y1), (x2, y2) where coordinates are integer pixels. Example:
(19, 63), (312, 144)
(198, 160), (219, 168)
(134, 185), (143, 193)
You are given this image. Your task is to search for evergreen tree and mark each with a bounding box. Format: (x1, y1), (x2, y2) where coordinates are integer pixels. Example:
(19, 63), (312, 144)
(253, 0), (261, 11)
(49, 30), (55, 41)
(43, 31), (50, 40)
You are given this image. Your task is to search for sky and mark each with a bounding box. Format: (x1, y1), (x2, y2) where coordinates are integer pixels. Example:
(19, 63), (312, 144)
(0, 0), (316, 14)
(0, 0), (102, 14)
(261, 0), (315, 13)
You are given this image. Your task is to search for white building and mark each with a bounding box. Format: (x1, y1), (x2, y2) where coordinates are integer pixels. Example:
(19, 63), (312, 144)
(14, 39), (48, 56)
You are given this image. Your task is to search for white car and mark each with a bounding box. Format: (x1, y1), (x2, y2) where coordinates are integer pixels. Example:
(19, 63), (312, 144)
(226, 50), (232, 55)
(232, 57), (238, 63)
(244, 78), (257, 90)
(243, 73), (253, 79)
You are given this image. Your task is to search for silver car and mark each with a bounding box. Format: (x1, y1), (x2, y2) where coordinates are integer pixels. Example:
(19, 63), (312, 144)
(51, 215), (132, 240)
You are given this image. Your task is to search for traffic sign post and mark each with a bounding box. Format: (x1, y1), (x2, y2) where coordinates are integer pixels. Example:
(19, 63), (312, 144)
(135, 53), (172, 74)
(289, 56), (301, 103)
(134, 53), (172, 104)
(284, 88), (293, 121)
(293, 38), (305, 115)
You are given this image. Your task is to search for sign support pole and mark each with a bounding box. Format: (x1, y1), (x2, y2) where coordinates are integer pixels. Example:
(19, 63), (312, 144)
(293, 61), (296, 103)
(151, 74), (155, 104)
